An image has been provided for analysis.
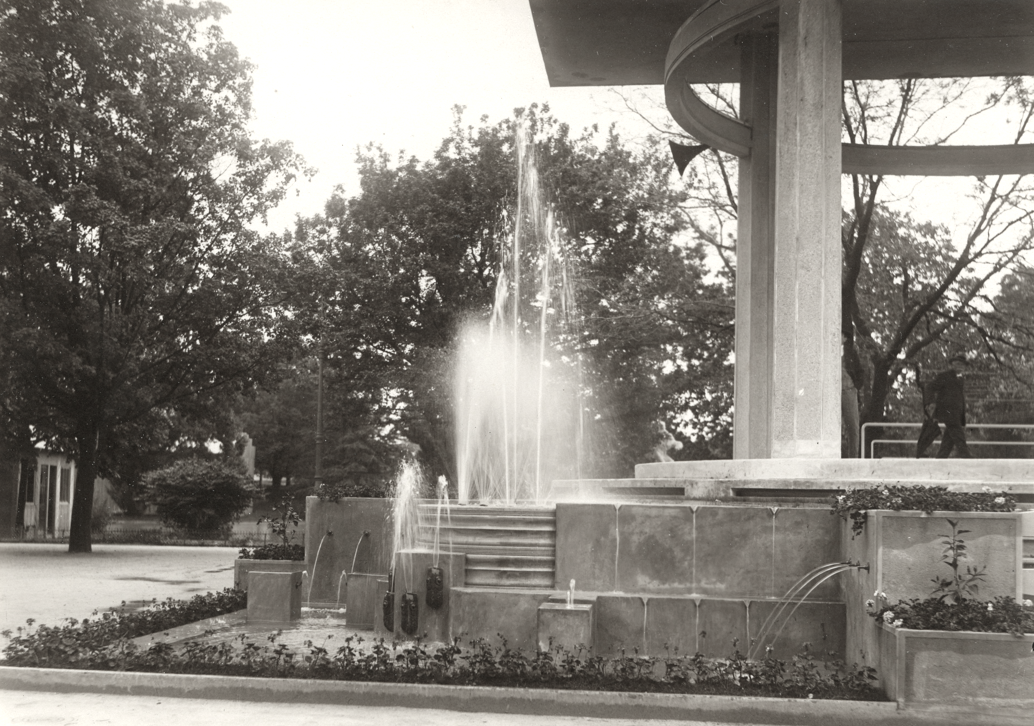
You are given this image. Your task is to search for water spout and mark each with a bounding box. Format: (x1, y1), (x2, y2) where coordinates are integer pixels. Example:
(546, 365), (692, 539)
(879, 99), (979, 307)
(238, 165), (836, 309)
(334, 571), (347, 608)
(350, 530), (369, 574)
(453, 119), (584, 505)
(748, 561), (865, 661)
(306, 531), (332, 605)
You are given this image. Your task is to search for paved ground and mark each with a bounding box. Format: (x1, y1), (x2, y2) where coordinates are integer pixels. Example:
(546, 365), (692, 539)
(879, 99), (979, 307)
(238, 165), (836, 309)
(0, 542), (237, 636)
(0, 690), (733, 726)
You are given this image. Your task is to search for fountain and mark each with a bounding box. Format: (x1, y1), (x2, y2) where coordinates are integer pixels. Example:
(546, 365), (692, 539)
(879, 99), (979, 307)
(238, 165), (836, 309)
(294, 118), (850, 662)
(299, 117), (854, 658)
(454, 122), (584, 505)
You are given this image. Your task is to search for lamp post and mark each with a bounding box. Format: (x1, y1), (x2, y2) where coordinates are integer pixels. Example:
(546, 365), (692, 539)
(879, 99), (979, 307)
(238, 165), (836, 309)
(314, 339), (325, 492)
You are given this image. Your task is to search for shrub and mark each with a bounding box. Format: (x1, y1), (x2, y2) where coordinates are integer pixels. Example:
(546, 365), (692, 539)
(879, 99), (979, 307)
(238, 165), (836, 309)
(146, 458), (251, 537)
(830, 485), (1016, 535)
(238, 543), (305, 561)
(316, 480), (387, 502)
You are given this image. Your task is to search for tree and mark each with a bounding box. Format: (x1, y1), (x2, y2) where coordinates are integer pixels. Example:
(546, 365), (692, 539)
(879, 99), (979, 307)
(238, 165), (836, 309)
(296, 106), (733, 488)
(614, 78), (1034, 455)
(0, 0), (305, 551)
(238, 368), (317, 495)
(842, 77), (1034, 438)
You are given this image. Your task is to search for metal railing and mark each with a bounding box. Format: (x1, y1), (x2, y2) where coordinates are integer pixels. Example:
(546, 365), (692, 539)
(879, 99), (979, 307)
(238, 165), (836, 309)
(859, 422), (1034, 459)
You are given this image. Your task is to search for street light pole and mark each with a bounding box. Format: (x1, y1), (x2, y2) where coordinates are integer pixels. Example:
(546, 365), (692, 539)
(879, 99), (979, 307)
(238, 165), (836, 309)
(314, 342), (325, 492)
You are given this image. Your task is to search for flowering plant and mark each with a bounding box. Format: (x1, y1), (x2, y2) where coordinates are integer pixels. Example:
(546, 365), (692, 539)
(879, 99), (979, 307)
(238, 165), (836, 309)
(830, 485), (1016, 536)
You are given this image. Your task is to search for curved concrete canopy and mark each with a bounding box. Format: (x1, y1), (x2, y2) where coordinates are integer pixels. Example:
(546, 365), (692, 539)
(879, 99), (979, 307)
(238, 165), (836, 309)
(660, 0), (1034, 173)
(530, 0), (1034, 87)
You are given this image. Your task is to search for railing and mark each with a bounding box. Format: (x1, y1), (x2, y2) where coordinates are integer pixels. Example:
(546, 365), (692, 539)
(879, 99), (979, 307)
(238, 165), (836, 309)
(859, 422), (1034, 459)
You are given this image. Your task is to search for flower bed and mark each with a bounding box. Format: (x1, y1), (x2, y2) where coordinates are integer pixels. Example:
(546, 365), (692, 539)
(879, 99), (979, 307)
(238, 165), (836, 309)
(0, 589), (246, 667)
(830, 484), (1016, 536)
(0, 607), (882, 700)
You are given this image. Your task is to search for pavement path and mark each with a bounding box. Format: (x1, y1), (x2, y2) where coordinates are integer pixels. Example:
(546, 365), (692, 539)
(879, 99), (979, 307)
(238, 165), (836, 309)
(0, 543), (237, 636)
(0, 690), (736, 726)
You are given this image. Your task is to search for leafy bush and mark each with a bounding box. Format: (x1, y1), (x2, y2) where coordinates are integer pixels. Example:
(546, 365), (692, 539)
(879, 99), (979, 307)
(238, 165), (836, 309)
(238, 543), (305, 560)
(1, 589), (246, 667)
(146, 458), (252, 537)
(830, 485), (1016, 535)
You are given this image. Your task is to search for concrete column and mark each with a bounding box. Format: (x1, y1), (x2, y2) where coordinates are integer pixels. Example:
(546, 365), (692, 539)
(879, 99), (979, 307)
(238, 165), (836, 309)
(770, 0), (843, 458)
(734, 32), (778, 460)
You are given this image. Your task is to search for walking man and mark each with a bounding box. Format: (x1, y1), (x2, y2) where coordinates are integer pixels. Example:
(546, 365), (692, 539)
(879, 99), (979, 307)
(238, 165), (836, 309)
(916, 356), (972, 458)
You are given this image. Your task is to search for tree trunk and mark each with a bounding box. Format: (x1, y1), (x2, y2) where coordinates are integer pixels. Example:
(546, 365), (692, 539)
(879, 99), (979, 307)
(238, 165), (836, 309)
(68, 428), (99, 553)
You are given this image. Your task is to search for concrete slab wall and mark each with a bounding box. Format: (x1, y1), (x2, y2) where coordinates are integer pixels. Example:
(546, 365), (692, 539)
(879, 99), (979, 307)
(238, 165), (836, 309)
(556, 502), (841, 599)
(449, 587), (554, 651)
(445, 587), (844, 660)
(233, 559), (306, 592)
(305, 497), (392, 606)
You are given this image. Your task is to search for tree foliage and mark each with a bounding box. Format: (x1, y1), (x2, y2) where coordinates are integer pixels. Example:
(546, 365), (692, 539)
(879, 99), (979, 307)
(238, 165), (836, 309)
(293, 106), (733, 488)
(0, 0), (305, 550)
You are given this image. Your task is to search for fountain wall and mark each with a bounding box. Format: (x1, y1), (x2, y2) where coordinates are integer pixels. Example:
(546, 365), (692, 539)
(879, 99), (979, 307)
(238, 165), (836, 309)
(304, 497), (392, 607)
(308, 495), (849, 660)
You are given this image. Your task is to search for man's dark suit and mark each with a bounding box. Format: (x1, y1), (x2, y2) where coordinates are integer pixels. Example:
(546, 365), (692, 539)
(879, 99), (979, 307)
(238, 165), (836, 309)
(916, 369), (972, 458)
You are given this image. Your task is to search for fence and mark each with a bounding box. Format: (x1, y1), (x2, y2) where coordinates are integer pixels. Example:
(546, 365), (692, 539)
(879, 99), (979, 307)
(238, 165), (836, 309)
(12, 519), (304, 547)
(859, 421), (1034, 459)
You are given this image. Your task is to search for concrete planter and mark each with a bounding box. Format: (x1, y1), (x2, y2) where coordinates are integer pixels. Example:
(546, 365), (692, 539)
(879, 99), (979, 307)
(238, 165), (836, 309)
(842, 509), (1034, 708)
(876, 622), (1034, 709)
(233, 559), (306, 592)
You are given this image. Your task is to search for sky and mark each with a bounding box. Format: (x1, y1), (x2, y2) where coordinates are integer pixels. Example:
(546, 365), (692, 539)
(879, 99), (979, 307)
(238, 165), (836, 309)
(216, 0), (658, 234)
(212, 1), (1024, 252)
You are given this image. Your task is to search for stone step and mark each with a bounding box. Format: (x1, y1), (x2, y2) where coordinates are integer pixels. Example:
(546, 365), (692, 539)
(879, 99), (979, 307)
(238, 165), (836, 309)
(418, 504), (556, 518)
(419, 517), (557, 531)
(415, 504), (558, 590)
(466, 553), (555, 569)
(418, 527), (555, 547)
(465, 567), (556, 588)
(423, 542), (556, 557)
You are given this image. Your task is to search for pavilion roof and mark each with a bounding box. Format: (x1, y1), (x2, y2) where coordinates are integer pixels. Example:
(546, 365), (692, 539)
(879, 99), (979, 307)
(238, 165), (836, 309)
(529, 0), (1034, 86)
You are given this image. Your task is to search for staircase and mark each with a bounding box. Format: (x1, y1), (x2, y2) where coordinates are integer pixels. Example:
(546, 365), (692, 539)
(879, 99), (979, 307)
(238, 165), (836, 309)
(417, 504), (556, 589)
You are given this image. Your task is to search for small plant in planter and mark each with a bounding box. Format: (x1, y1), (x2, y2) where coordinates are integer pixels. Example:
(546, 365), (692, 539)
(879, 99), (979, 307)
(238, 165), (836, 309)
(929, 519), (986, 604)
(239, 497), (304, 561)
(866, 518), (1034, 636)
(830, 484), (1016, 536)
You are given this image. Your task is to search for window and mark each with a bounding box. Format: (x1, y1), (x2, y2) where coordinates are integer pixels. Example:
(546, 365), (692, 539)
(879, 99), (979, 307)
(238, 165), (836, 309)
(60, 467), (71, 502)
